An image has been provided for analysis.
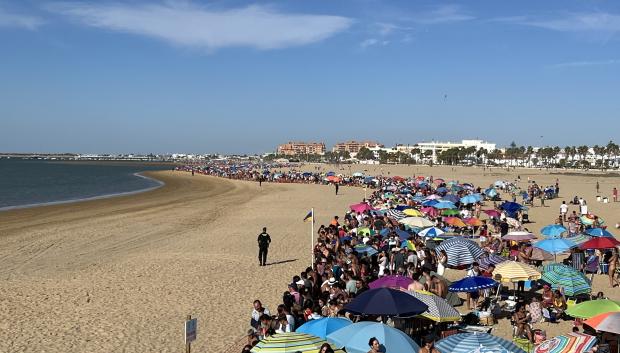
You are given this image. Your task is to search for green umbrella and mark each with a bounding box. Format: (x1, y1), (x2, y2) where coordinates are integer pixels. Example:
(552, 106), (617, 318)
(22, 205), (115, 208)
(442, 209), (460, 216)
(566, 299), (620, 319)
(542, 263), (591, 297)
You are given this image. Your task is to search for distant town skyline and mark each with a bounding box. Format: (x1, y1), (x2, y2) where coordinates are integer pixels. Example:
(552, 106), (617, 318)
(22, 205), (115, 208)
(1, 1), (619, 154)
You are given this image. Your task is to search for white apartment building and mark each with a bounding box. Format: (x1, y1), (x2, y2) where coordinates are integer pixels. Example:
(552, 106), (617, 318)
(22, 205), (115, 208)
(416, 140), (496, 162)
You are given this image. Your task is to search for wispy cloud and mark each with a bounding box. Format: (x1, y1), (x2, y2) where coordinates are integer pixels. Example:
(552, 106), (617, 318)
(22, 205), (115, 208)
(549, 59), (620, 68)
(411, 4), (475, 25)
(47, 1), (353, 51)
(359, 38), (389, 48)
(0, 6), (44, 30)
(494, 12), (620, 38)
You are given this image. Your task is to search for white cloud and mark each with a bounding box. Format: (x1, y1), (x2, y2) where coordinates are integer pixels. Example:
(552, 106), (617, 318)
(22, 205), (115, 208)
(411, 4), (475, 25)
(549, 59), (620, 68)
(47, 2), (353, 50)
(360, 38), (379, 48)
(0, 7), (44, 29)
(494, 12), (620, 37)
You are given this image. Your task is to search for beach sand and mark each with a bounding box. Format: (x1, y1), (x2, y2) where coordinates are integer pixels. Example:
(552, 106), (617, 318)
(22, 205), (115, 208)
(1, 166), (619, 352)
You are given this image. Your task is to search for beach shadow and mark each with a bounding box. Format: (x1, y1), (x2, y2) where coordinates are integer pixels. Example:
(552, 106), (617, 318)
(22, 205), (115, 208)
(266, 259), (298, 266)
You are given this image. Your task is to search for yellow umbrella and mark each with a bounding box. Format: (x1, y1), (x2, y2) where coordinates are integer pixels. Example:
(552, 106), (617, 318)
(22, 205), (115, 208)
(403, 209), (423, 217)
(494, 260), (541, 282)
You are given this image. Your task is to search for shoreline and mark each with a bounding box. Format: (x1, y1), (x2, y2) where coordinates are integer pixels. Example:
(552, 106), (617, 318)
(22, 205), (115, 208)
(0, 172), (165, 212)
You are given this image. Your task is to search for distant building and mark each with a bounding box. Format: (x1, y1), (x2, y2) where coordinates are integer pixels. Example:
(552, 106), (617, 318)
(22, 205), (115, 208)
(277, 142), (326, 156)
(415, 139), (496, 162)
(332, 141), (383, 154)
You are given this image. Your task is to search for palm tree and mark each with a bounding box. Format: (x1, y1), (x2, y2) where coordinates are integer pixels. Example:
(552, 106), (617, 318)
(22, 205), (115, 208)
(577, 145), (590, 168)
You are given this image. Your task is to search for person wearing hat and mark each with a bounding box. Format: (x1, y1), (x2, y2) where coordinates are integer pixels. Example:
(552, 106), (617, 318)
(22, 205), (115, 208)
(257, 227), (271, 266)
(420, 335), (441, 353)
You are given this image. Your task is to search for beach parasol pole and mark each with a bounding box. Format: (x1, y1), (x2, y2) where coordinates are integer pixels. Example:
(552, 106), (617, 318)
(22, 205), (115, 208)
(311, 207), (315, 268)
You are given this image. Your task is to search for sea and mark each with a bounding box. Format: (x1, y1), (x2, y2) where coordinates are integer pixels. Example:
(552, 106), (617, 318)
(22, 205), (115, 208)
(0, 159), (170, 211)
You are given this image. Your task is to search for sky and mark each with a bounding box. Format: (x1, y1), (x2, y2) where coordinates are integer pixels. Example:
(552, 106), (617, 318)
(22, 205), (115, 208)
(1, 0), (619, 155)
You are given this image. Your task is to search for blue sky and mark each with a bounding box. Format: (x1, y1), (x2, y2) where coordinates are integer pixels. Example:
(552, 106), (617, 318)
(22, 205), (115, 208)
(1, 0), (619, 154)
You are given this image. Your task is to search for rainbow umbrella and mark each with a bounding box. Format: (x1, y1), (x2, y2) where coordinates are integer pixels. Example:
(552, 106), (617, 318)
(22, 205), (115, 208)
(541, 263), (591, 297)
(251, 333), (325, 353)
(583, 311), (620, 334)
(566, 299), (620, 319)
(533, 333), (597, 353)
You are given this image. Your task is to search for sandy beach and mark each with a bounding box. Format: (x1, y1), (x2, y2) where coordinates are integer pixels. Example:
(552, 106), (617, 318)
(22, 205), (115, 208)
(1, 166), (619, 353)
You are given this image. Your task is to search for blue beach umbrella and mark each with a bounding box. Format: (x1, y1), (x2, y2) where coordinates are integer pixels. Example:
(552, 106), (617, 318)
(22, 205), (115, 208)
(500, 202), (523, 218)
(442, 194), (460, 203)
(484, 188), (498, 198)
(540, 224), (568, 238)
(533, 238), (577, 255)
(353, 245), (378, 257)
(585, 228), (614, 237)
(461, 195), (479, 205)
(342, 288), (428, 317)
(327, 322), (420, 353)
(434, 201), (457, 209)
(326, 171), (336, 176)
(448, 276), (498, 293)
(296, 317), (352, 339)
(422, 199), (439, 207)
(436, 187), (449, 193)
(435, 333), (526, 353)
(395, 229), (411, 241)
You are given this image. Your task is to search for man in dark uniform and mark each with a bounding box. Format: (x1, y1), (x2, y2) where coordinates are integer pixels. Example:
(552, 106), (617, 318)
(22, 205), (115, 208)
(335, 183), (339, 195)
(257, 227), (271, 266)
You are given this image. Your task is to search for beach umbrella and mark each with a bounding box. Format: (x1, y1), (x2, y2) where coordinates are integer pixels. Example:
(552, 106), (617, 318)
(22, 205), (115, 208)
(353, 244), (377, 256)
(448, 276), (498, 293)
(584, 228), (614, 237)
(326, 175), (341, 183)
(451, 185), (464, 192)
(251, 332), (325, 353)
(296, 318), (352, 339)
(436, 333), (526, 353)
(442, 194), (460, 203)
(483, 209), (501, 218)
(436, 187), (449, 194)
(386, 209), (407, 220)
(533, 238), (577, 255)
(350, 202), (373, 213)
(399, 217), (434, 228)
(505, 217), (522, 228)
(503, 231), (537, 242)
(422, 199), (439, 207)
(533, 332), (597, 353)
(352, 172), (364, 177)
(583, 312), (620, 334)
(541, 263), (591, 297)
(403, 208), (423, 217)
(363, 176), (374, 184)
(478, 254), (509, 271)
(529, 247), (555, 261)
(461, 195), (479, 205)
(494, 261), (542, 282)
(442, 209), (460, 216)
(435, 238), (485, 267)
(394, 229), (411, 241)
(327, 322), (420, 353)
(426, 194), (442, 200)
(421, 207), (440, 217)
(406, 290), (461, 322)
(392, 176), (405, 182)
(419, 227), (445, 238)
(369, 275), (413, 290)
(342, 288), (428, 317)
(444, 217), (467, 228)
(565, 234), (592, 246)
(356, 227), (372, 236)
(566, 299), (620, 319)
(579, 236), (620, 250)
(540, 225), (567, 238)
(326, 171), (336, 176)
(580, 214), (604, 225)
(484, 188), (499, 198)
(434, 201), (457, 209)
(500, 202), (523, 218)
(494, 180), (507, 187)
(434, 178), (445, 184)
(465, 218), (483, 227)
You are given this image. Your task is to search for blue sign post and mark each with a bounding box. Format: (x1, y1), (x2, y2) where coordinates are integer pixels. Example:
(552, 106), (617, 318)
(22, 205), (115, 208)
(185, 315), (197, 353)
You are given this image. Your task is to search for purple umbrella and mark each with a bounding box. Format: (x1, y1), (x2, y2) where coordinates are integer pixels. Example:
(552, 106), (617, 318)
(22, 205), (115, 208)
(369, 275), (413, 290)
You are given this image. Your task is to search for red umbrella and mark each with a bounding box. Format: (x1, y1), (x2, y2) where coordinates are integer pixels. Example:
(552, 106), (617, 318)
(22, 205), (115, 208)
(579, 237), (620, 250)
(421, 207), (440, 217)
(392, 176), (406, 182)
(482, 209), (501, 218)
(433, 178), (445, 185)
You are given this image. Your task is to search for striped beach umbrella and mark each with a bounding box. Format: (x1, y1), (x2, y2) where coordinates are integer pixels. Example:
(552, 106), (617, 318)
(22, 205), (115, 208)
(399, 217), (434, 228)
(406, 290), (461, 322)
(541, 263), (591, 297)
(435, 238), (485, 267)
(386, 209), (407, 220)
(564, 234), (592, 246)
(494, 261), (541, 282)
(436, 333), (526, 353)
(580, 214), (604, 225)
(566, 299), (620, 319)
(533, 333), (597, 353)
(529, 247), (555, 261)
(251, 333), (325, 353)
(419, 227), (445, 238)
(448, 276), (498, 293)
(583, 311), (620, 334)
(478, 254), (509, 271)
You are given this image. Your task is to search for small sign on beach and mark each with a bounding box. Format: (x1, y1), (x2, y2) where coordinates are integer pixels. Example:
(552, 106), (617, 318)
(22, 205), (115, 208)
(185, 317), (197, 344)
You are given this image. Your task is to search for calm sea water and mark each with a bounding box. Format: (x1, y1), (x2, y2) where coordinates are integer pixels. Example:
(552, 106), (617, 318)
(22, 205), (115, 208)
(0, 159), (169, 210)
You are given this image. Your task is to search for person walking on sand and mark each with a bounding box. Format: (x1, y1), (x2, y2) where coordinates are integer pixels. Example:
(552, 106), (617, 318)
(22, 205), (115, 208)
(335, 183), (339, 195)
(258, 227), (271, 266)
(613, 187), (618, 202)
(596, 181), (600, 194)
(609, 248), (619, 288)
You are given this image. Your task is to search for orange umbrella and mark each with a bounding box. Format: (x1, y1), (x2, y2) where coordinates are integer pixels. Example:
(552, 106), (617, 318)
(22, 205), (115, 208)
(327, 176), (341, 182)
(465, 218), (483, 226)
(444, 217), (466, 227)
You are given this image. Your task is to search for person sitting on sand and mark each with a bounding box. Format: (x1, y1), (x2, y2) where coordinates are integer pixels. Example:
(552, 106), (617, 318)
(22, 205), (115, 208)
(513, 303), (534, 343)
(552, 289), (567, 318)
